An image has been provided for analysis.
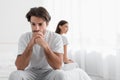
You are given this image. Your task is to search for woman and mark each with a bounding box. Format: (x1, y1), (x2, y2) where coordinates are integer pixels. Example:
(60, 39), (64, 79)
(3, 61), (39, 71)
(55, 20), (92, 80)
(55, 20), (73, 64)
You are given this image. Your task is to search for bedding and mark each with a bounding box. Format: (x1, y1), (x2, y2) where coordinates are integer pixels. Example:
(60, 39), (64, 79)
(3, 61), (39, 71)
(63, 68), (92, 80)
(62, 63), (92, 80)
(62, 62), (79, 70)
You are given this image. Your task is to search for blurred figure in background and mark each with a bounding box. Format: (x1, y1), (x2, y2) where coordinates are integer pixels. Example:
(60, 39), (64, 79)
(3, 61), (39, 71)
(55, 20), (73, 64)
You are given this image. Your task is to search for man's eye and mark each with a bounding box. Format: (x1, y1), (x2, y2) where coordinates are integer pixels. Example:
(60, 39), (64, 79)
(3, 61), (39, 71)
(65, 26), (68, 28)
(39, 23), (42, 26)
(32, 23), (35, 26)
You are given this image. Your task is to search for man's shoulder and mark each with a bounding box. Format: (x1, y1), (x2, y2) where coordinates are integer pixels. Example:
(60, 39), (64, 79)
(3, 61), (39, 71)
(20, 32), (32, 39)
(21, 32), (31, 36)
(47, 30), (61, 38)
(46, 30), (62, 42)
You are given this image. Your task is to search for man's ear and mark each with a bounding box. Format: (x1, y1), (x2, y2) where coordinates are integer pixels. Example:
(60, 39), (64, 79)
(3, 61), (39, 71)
(46, 22), (49, 26)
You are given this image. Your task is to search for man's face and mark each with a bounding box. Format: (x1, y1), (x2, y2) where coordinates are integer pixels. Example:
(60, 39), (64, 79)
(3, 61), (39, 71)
(30, 16), (48, 34)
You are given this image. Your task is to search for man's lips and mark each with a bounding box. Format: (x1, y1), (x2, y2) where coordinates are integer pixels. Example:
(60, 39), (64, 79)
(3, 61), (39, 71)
(32, 30), (40, 33)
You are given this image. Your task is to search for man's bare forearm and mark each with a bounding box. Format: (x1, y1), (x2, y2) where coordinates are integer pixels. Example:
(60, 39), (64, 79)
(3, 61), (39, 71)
(15, 43), (33, 70)
(44, 45), (63, 69)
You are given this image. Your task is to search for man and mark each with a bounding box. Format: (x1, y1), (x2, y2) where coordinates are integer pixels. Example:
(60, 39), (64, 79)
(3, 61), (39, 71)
(9, 7), (65, 80)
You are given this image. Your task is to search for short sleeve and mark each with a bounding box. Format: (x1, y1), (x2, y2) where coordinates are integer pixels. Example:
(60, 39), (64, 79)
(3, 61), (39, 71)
(51, 34), (64, 54)
(61, 35), (69, 45)
(17, 33), (29, 55)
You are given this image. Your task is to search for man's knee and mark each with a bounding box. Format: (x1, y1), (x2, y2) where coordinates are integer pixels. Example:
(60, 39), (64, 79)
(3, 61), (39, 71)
(9, 70), (23, 80)
(54, 70), (65, 80)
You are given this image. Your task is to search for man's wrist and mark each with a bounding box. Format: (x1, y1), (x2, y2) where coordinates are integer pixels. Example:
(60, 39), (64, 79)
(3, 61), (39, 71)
(43, 43), (49, 49)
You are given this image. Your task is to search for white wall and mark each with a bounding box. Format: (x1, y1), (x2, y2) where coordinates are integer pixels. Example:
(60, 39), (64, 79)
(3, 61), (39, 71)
(0, 0), (43, 78)
(0, 0), (42, 43)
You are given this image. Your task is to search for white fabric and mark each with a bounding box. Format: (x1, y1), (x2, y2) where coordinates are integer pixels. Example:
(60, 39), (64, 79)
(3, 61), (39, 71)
(9, 69), (65, 80)
(62, 62), (79, 71)
(17, 30), (64, 69)
(9, 68), (92, 80)
(61, 35), (69, 45)
(64, 68), (92, 80)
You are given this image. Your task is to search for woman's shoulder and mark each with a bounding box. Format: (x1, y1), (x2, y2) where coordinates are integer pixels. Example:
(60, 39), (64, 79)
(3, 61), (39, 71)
(61, 34), (68, 40)
(46, 30), (62, 41)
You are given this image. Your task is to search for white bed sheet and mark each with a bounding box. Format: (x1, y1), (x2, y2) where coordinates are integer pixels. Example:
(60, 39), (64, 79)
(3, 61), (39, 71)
(62, 63), (92, 80)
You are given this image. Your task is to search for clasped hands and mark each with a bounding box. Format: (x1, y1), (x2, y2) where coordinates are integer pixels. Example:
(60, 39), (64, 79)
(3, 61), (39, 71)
(30, 31), (48, 48)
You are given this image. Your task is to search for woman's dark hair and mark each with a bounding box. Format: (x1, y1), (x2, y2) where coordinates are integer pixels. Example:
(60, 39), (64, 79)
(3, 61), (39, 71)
(26, 7), (51, 23)
(55, 20), (68, 34)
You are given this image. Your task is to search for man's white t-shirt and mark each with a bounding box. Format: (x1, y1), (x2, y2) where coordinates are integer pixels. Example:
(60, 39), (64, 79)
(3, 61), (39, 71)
(18, 30), (64, 69)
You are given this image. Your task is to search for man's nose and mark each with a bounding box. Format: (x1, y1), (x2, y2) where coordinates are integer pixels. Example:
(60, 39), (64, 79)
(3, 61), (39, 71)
(35, 25), (39, 30)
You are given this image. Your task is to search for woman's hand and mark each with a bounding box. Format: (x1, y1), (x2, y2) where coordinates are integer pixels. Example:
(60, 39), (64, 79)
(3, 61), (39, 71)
(64, 58), (73, 64)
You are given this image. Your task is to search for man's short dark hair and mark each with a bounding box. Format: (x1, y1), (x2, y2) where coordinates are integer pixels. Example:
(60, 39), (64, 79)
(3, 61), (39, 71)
(26, 7), (51, 23)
